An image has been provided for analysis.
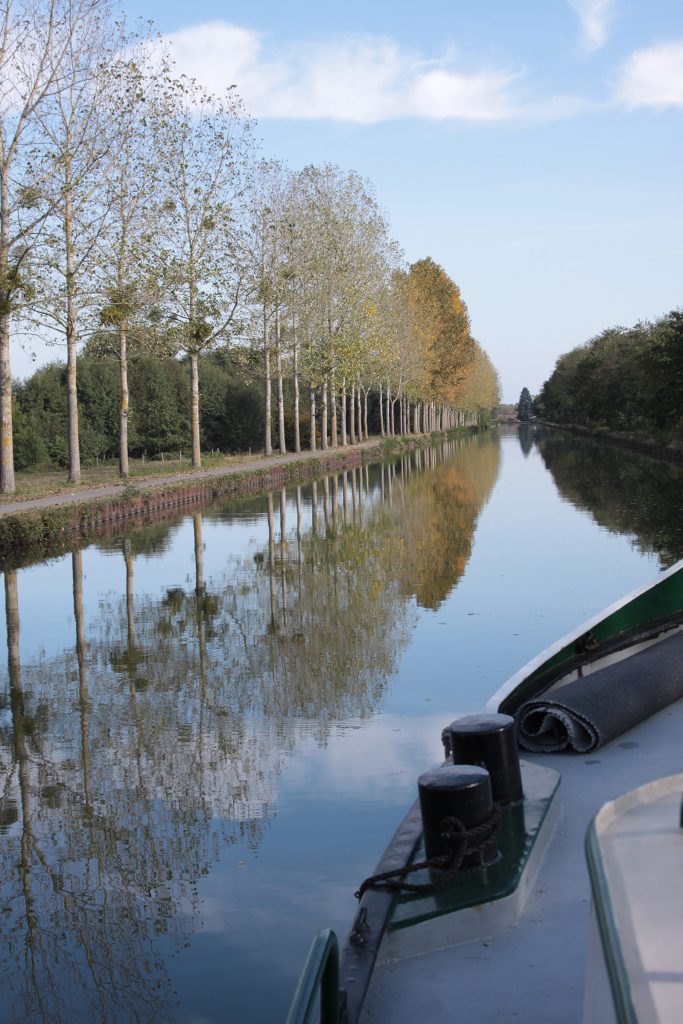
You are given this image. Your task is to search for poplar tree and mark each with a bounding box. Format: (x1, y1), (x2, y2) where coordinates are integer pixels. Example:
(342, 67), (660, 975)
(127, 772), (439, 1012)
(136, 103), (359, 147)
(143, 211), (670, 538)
(0, 0), (89, 493)
(282, 169), (323, 451)
(33, 0), (127, 485)
(245, 159), (292, 457)
(153, 75), (253, 468)
(95, 54), (160, 477)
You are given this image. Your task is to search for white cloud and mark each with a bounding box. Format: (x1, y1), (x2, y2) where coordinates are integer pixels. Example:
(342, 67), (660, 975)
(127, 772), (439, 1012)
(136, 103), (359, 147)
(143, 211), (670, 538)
(568, 0), (617, 53)
(411, 67), (520, 121)
(616, 40), (683, 108)
(159, 22), (523, 123)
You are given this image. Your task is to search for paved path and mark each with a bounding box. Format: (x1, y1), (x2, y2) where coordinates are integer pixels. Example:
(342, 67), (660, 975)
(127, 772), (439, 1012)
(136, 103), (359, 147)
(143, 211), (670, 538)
(0, 441), (379, 517)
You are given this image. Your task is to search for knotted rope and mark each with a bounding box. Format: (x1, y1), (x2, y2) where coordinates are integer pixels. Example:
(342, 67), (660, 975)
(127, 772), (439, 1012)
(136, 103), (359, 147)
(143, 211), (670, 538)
(354, 805), (501, 902)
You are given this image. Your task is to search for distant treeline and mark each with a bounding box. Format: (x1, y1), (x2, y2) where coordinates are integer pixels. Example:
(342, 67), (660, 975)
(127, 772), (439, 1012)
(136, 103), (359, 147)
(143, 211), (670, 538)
(537, 310), (683, 445)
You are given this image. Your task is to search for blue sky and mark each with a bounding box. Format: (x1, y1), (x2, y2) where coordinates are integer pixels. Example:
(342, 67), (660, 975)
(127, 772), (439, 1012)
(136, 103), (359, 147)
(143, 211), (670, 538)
(24, 0), (683, 401)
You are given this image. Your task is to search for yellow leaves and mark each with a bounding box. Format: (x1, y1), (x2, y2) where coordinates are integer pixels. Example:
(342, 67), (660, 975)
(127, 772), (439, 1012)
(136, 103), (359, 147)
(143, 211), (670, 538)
(401, 257), (480, 403)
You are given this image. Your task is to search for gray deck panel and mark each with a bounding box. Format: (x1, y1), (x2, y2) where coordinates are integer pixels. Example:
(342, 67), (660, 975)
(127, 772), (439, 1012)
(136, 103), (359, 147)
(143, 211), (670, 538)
(359, 698), (683, 1023)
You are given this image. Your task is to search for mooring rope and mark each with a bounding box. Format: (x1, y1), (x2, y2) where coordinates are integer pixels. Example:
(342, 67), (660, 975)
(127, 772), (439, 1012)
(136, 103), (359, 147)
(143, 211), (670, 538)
(354, 805), (501, 902)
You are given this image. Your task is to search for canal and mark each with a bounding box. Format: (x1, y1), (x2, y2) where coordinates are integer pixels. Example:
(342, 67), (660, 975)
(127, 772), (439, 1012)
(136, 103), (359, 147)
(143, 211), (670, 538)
(0, 427), (681, 1023)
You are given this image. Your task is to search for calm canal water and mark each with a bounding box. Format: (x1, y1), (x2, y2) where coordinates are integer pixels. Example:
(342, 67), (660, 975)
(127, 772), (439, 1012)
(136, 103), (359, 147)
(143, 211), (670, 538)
(1, 427), (681, 1023)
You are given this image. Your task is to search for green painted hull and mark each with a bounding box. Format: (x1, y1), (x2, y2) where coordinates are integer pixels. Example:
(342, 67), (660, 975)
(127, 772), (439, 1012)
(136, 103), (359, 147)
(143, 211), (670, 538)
(489, 559), (683, 716)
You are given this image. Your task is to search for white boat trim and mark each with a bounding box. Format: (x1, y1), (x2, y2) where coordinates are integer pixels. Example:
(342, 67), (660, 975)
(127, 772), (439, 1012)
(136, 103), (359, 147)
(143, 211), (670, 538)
(584, 773), (683, 1024)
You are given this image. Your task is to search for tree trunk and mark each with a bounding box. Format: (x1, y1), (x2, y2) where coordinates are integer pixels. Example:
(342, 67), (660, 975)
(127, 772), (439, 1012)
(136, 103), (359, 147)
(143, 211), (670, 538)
(119, 326), (129, 477)
(0, 169), (15, 493)
(0, 311), (14, 494)
(321, 383), (328, 450)
(341, 381), (347, 447)
(264, 313), (272, 456)
(65, 180), (81, 485)
(66, 320), (80, 482)
(363, 389), (368, 440)
(309, 386), (317, 451)
(190, 352), (201, 467)
(293, 326), (301, 453)
(386, 385), (392, 435)
(379, 383), (385, 437)
(330, 380), (338, 447)
(349, 381), (355, 444)
(275, 305), (286, 454)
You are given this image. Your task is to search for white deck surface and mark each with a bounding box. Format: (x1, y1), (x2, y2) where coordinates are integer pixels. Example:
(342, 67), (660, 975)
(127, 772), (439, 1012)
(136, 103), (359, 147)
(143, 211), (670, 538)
(359, 698), (683, 1023)
(590, 773), (683, 1023)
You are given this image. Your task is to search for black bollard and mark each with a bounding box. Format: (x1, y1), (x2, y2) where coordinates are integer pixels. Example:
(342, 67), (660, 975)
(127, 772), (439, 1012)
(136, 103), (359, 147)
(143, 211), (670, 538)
(417, 764), (496, 864)
(449, 713), (523, 805)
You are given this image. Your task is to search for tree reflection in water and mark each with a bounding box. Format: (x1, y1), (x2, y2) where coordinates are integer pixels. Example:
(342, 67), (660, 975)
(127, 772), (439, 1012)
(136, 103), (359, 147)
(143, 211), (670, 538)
(536, 430), (683, 567)
(0, 435), (500, 1023)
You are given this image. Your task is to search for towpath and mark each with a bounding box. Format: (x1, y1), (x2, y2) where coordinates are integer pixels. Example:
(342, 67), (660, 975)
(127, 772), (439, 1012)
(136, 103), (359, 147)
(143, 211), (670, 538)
(0, 440), (381, 518)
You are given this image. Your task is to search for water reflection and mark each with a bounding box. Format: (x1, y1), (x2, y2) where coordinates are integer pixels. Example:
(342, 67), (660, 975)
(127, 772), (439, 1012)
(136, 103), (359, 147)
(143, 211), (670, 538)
(2, 564), (191, 1022)
(0, 435), (500, 1023)
(536, 430), (683, 567)
(517, 423), (534, 457)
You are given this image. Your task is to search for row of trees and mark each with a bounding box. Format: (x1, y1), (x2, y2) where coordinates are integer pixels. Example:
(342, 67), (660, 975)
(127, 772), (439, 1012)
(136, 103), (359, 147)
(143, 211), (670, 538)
(537, 310), (683, 443)
(1, 0), (499, 492)
(12, 258), (500, 469)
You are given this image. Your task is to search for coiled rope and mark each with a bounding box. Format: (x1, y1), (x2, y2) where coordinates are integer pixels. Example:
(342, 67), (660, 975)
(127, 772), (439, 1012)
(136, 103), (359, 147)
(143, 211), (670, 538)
(354, 805), (501, 902)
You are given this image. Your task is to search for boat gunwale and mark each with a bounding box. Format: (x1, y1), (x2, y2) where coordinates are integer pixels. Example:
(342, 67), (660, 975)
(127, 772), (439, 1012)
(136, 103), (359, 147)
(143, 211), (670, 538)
(486, 558), (683, 715)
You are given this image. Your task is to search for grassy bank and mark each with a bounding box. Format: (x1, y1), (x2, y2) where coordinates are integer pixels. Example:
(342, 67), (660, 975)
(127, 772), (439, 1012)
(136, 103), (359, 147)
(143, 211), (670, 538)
(0, 430), (473, 567)
(0, 450), (257, 506)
